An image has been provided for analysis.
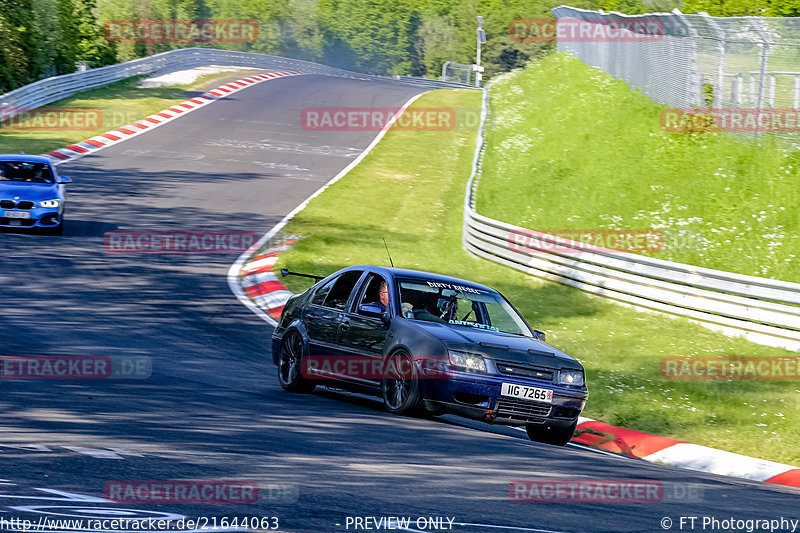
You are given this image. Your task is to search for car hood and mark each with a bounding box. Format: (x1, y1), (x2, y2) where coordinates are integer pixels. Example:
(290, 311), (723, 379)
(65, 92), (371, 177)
(0, 183), (59, 200)
(409, 320), (582, 370)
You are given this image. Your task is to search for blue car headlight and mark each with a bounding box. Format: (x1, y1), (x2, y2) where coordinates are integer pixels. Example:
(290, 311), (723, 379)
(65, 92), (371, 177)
(39, 199), (60, 208)
(448, 350), (486, 373)
(559, 369), (585, 386)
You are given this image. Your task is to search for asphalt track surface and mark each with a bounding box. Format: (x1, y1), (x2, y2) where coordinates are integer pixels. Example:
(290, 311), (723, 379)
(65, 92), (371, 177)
(0, 74), (797, 533)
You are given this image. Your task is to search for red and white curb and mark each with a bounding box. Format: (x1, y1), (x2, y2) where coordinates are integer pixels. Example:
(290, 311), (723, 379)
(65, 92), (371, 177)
(40, 70), (297, 164)
(237, 239), (299, 322)
(567, 417), (800, 488)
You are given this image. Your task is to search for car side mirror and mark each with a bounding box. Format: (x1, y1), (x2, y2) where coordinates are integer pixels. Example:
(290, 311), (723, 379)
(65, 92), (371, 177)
(358, 303), (384, 319)
(533, 329), (546, 341)
(381, 311), (391, 327)
(59, 176), (72, 184)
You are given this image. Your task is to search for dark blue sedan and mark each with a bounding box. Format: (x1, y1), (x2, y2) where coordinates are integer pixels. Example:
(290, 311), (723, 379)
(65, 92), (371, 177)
(0, 154), (72, 235)
(272, 266), (588, 445)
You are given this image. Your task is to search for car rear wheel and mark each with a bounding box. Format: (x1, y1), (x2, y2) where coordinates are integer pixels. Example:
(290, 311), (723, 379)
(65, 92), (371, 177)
(277, 331), (315, 393)
(381, 350), (423, 415)
(525, 420), (577, 446)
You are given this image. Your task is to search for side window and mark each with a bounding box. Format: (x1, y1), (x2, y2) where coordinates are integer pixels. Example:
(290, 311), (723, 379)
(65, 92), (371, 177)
(323, 270), (364, 310)
(356, 274), (388, 313)
(310, 277), (336, 306)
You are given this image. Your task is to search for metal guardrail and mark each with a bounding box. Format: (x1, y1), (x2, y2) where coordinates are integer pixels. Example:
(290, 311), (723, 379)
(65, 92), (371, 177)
(463, 86), (800, 351)
(0, 48), (474, 121)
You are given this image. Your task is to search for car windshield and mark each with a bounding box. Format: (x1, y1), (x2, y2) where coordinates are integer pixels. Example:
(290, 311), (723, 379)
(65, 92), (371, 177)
(0, 161), (55, 184)
(397, 279), (533, 337)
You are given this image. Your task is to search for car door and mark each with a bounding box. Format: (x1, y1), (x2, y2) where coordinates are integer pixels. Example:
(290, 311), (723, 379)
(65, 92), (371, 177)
(304, 270), (364, 359)
(337, 272), (392, 387)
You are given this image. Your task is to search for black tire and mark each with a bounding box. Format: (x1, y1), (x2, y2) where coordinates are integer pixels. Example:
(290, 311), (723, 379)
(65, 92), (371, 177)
(277, 331), (315, 393)
(381, 351), (423, 415)
(525, 420), (577, 446)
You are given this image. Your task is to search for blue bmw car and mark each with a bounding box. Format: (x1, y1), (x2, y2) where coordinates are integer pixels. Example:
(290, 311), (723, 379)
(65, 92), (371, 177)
(272, 266), (588, 445)
(0, 154), (72, 235)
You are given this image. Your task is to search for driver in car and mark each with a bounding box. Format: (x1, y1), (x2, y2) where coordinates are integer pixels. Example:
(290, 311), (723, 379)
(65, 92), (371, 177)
(375, 281), (389, 312)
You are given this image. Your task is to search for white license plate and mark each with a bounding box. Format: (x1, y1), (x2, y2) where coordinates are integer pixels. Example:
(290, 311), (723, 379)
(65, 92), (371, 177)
(501, 382), (553, 403)
(4, 211), (30, 219)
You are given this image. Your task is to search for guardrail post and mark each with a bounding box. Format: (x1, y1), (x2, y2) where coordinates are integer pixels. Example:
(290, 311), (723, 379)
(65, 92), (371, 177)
(768, 75), (776, 108)
(699, 12), (726, 108)
(733, 74), (743, 104)
(671, 9), (702, 108)
(794, 77), (800, 109)
(748, 19), (770, 137)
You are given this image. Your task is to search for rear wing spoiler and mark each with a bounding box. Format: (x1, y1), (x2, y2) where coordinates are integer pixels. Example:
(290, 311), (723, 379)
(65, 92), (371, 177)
(280, 268), (324, 283)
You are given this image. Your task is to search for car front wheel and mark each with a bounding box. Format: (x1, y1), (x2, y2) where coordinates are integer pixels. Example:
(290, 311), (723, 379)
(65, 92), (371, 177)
(277, 331), (315, 393)
(525, 420), (577, 446)
(381, 350), (423, 415)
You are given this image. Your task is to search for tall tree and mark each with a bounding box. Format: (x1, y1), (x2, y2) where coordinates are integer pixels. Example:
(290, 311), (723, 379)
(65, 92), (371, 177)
(58, 0), (115, 68)
(281, 0), (325, 62)
(318, 0), (419, 75)
(0, 0), (40, 91)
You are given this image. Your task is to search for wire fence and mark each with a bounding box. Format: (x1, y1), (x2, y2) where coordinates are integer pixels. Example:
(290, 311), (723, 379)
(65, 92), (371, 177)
(552, 6), (800, 142)
(442, 62), (476, 85)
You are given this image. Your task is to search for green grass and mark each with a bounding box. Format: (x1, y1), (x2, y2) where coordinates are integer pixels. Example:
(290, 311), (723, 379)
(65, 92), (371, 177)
(271, 88), (800, 466)
(0, 70), (262, 155)
(478, 53), (800, 282)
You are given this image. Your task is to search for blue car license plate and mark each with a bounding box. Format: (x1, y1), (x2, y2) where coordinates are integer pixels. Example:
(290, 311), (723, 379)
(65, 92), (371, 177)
(4, 211), (30, 219)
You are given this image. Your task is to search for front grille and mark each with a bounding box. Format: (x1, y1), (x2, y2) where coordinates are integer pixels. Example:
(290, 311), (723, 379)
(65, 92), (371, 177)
(494, 360), (554, 381)
(0, 217), (36, 227)
(0, 200), (36, 209)
(495, 398), (551, 422)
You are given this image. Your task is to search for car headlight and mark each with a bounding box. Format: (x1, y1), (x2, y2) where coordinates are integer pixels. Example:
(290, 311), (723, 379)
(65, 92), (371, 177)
(39, 199), (60, 208)
(559, 369), (585, 386)
(448, 350), (486, 373)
